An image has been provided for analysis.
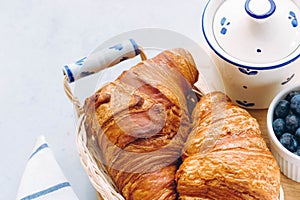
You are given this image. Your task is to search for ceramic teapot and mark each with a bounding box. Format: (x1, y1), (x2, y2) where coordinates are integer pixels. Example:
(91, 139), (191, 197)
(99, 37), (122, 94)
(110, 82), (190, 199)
(202, 0), (300, 108)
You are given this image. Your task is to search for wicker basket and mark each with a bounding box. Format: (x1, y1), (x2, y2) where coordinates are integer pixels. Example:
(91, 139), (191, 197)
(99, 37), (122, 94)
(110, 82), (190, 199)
(63, 45), (284, 200)
(65, 79), (285, 200)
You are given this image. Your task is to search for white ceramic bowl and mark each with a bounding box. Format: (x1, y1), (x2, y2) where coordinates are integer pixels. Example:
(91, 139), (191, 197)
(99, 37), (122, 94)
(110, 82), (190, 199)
(267, 83), (300, 182)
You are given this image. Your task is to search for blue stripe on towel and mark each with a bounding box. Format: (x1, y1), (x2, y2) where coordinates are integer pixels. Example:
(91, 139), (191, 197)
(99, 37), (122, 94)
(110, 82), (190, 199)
(20, 182), (71, 200)
(29, 143), (49, 159)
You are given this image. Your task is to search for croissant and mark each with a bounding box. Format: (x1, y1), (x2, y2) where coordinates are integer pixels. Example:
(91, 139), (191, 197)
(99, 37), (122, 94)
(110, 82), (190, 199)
(84, 48), (199, 199)
(176, 92), (281, 200)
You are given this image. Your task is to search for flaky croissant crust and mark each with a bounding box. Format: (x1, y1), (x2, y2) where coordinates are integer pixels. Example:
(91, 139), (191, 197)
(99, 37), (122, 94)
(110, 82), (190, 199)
(176, 92), (280, 200)
(84, 48), (198, 200)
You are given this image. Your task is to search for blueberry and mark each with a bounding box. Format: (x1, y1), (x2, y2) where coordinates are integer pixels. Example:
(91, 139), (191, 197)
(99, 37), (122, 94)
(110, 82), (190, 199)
(285, 114), (299, 133)
(295, 128), (300, 142)
(290, 94), (300, 115)
(274, 100), (290, 118)
(285, 91), (300, 101)
(280, 133), (298, 152)
(272, 118), (286, 138)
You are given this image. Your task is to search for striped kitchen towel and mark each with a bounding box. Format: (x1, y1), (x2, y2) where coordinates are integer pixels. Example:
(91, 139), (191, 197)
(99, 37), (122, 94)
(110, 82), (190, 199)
(16, 135), (79, 200)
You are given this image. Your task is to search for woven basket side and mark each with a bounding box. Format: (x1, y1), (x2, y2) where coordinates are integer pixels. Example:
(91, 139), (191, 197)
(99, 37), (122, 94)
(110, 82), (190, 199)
(76, 115), (125, 200)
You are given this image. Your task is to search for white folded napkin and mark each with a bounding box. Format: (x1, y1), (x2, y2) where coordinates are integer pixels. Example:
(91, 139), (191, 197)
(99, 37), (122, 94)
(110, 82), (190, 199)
(16, 135), (79, 200)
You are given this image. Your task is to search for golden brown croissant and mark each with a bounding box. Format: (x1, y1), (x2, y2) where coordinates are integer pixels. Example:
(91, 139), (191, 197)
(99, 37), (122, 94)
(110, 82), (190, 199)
(84, 48), (199, 199)
(176, 92), (280, 200)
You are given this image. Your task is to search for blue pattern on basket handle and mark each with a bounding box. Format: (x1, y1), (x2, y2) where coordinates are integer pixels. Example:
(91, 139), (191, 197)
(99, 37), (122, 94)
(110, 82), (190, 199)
(63, 39), (140, 83)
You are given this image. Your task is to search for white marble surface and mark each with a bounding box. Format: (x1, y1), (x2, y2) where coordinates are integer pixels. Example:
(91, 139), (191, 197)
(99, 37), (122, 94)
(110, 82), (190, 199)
(0, 0), (208, 199)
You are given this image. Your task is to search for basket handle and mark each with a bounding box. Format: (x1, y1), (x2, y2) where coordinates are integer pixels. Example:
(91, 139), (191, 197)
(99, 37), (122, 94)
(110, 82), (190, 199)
(63, 39), (147, 117)
(63, 39), (146, 83)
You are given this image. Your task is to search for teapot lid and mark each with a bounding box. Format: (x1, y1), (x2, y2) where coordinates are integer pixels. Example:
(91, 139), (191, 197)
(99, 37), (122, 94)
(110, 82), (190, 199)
(205, 0), (300, 66)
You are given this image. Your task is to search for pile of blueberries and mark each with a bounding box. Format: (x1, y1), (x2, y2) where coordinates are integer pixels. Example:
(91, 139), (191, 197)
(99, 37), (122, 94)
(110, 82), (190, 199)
(272, 91), (300, 156)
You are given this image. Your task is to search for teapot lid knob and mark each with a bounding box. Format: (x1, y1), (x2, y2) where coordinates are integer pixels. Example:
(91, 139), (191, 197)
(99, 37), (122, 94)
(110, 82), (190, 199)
(245, 0), (276, 19)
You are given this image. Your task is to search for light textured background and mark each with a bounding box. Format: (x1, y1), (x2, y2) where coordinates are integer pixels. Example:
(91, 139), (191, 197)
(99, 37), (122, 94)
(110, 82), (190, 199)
(0, 0), (208, 199)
